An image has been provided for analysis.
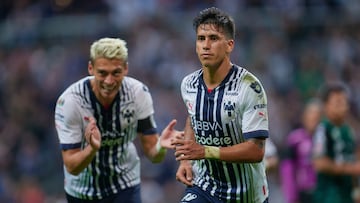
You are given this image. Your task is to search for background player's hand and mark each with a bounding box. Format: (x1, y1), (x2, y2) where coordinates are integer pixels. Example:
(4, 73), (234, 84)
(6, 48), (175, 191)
(176, 160), (193, 186)
(84, 117), (101, 150)
(160, 119), (184, 149)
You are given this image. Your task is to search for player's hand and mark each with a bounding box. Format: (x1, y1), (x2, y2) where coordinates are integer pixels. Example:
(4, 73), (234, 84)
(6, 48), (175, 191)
(172, 138), (204, 161)
(160, 119), (184, 149)
(84, 117), (101, 151)
(176, 160), (193, 186)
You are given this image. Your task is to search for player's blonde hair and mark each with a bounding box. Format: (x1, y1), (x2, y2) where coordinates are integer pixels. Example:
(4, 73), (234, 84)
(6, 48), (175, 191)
(89, 37), (128, 64)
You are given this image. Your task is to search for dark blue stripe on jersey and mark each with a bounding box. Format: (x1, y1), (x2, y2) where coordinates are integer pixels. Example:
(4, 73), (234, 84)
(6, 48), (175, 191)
(243, 130), (269, 139)
(137, 116), (157, 135)
(226, 163), (238, 201)
(84, 79), (90, 104)
(216, 84), (225, 132)
(142, 128), (157, 135)
(239, 164), (246, 202)
(87, 85), (99, 197)
(60, 143), (81, 150)
(214, 160), (226, 198)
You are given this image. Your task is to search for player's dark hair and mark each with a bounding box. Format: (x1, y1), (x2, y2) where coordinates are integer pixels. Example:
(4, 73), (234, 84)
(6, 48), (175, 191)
(193, 7), (235, 39)
(319, 82), (350, 103)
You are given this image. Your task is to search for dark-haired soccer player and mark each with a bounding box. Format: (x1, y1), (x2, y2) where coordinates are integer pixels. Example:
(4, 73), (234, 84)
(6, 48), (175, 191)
(172, 7), (269, 203)
(312, 82), (357, 203)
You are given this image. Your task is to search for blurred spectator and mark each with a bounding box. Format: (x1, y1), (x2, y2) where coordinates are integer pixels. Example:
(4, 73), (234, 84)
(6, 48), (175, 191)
(280, 98), (322, 203)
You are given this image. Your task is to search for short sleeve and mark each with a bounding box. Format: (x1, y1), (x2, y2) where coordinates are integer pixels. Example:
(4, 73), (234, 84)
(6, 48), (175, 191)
(240, 76), (269, 139)
(134, 83), (155, 122)
(54, 95), (83, 149)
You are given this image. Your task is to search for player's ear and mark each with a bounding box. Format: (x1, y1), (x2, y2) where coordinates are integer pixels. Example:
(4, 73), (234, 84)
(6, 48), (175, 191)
(226, 39), (234, 54)
(88, 61), (94, 75)
(123, 62), (129, 75)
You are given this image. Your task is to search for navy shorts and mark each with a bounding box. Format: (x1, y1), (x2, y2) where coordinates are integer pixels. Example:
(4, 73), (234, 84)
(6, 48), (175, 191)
(180, 185), (269, 203)
(65, 185), (141, 203)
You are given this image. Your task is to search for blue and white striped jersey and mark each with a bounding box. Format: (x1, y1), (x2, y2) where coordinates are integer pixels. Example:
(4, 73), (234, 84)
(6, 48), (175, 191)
(181, 65), (269, 203)
(54, 76), (156, 200)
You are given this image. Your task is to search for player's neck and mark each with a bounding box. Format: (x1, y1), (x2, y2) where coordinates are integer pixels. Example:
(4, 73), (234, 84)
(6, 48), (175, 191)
(203, 61), (232, 90)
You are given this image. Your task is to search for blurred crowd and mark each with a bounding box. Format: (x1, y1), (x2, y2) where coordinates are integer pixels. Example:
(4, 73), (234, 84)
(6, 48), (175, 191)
(0, 0), (360, 202)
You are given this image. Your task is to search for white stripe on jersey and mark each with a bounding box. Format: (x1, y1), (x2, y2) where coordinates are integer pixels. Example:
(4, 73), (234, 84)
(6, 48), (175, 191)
(181, 65), (269, 203)
(55, 76), (155, 199)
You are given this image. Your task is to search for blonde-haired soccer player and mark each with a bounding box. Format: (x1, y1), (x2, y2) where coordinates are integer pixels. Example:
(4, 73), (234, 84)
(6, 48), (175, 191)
(55, 37), (180, 203)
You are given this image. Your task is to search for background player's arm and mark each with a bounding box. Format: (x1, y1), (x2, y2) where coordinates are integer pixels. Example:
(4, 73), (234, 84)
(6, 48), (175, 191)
(140, 119), (181, 163)
(312, 156), (349, 175)
(313, 156), (360, 176)
(62, 147), (97, 175)
(62, 117), (101, 175)
(140, 134), (166, 163)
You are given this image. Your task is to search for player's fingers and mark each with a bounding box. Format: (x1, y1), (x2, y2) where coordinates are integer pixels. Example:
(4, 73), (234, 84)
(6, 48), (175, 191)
(175, 131), (185, 140)
(169, 119), (177, 129)
(185, 167), (193, 181)
(175, 153), (186, 161)
(176, 174), (192, 186)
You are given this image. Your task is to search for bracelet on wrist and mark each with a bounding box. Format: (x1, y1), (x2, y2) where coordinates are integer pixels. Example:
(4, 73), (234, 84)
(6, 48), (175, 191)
(156, 138), (167, 154)
(204, 145), (220, 160)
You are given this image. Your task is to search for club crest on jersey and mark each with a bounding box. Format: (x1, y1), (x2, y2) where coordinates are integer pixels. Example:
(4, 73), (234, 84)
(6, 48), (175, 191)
(122, 109), (135, 123)
(250, 81), (262, 93)
(224, 101), (235, 117)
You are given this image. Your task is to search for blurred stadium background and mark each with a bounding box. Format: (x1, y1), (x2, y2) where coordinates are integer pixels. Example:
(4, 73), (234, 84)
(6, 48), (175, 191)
(1, 0), (360, 202)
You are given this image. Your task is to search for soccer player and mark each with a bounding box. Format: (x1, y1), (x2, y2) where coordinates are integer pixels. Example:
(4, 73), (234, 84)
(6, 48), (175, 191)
(312, 83), (357, 203)
(171, 7), (269, 203)
(54, 37), (181, 203)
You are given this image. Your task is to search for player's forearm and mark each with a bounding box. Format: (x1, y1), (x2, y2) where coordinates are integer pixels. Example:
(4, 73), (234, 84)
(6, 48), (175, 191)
(218, 141), (264, 163)
(312, 157), (351, 175)
(184, 117), (195, 141)
(64, 146), (98, 175)
(147, 138), (167, 163)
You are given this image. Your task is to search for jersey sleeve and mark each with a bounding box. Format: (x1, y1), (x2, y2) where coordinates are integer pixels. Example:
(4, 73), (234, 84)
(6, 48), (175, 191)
(134, 83), (155, 120)
(54, 95), (83, 149)
(240, 74), (269, 139)
(133, 81), (157, 134)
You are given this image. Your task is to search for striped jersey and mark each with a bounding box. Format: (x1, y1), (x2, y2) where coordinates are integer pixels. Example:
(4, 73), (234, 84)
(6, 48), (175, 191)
(54, 76), (156, 200)
(181, 65), (269, 203)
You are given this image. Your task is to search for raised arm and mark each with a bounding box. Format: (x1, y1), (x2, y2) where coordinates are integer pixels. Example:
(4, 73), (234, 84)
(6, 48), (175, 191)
(61, 117), (101, 175)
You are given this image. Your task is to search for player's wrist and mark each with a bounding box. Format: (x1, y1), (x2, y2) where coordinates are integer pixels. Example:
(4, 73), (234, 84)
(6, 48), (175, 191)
(204, 145), (220, 160)
(156, 138), (167, 154)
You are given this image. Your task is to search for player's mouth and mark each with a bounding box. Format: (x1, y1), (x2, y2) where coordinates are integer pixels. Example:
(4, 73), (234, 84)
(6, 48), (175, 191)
(201, 53), (212, 58)
(101, 85), (116, 94)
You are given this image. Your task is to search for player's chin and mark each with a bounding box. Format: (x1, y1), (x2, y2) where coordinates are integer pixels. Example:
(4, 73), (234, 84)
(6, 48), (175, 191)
(100, 91), (117, 100)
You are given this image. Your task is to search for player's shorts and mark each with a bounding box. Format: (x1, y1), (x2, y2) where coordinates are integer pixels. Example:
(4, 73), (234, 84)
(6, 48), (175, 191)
(65, 184), (141, 203)
(180, 185), (269, 203)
